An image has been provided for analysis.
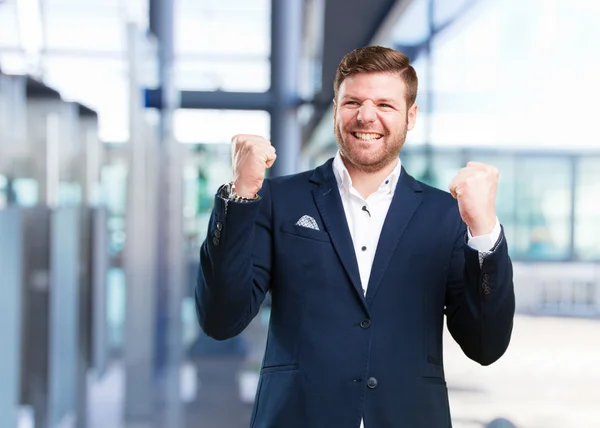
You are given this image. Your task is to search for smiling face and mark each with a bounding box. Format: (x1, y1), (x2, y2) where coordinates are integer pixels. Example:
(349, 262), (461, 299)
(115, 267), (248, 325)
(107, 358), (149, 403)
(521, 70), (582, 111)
(333, 71), (418, 173)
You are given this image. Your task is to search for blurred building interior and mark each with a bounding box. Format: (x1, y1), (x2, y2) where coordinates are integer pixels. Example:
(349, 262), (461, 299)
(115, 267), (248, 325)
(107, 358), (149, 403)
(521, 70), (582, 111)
(1, 0), (599, 427)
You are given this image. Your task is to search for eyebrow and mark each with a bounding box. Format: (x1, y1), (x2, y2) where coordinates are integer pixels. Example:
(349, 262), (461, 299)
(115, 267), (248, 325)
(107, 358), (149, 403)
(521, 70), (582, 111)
(342, 96), (397, 104)
(374, 98), (397, 105)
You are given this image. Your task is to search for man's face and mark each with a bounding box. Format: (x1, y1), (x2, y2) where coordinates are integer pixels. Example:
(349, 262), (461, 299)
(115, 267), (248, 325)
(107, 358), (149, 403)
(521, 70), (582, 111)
(333, 72), (418, 173)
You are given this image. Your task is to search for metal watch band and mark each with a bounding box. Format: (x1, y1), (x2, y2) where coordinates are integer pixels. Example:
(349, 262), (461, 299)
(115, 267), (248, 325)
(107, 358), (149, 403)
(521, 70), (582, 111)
(219, 182), (258, 203)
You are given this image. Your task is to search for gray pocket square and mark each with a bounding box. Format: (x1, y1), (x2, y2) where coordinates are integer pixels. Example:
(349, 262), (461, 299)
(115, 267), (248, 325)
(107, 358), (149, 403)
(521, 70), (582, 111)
(295, 215), (319, 231)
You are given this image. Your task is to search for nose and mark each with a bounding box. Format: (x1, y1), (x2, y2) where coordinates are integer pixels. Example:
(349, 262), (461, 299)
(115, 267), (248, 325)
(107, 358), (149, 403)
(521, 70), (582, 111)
(357, 104), (377, 123)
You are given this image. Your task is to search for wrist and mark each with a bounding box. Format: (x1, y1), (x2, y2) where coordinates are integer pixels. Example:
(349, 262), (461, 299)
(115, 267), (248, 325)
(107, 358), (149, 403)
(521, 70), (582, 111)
(469, 217), (496, 237)
(233, 181), (258, 199)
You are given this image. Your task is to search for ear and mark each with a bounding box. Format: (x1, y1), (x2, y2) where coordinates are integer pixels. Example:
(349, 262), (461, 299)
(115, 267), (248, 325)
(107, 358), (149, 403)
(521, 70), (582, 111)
(332, 98), (338, 125)
(407, 103), (418, 131)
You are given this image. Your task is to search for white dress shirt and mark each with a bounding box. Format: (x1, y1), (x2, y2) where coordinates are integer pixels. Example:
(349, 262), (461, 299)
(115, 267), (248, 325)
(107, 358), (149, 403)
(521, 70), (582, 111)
(331, 151), (500, 428)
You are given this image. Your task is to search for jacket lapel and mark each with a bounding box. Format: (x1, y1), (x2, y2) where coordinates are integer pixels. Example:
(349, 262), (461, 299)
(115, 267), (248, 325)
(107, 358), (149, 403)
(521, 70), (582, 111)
(310, 161), (367, 311)
(365, 167), (423, 302)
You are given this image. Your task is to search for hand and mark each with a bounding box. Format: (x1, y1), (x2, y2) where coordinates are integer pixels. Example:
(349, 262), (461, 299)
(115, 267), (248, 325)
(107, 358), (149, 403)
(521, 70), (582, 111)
(231, 134), (277, 198)
(448, 161), (499, 236)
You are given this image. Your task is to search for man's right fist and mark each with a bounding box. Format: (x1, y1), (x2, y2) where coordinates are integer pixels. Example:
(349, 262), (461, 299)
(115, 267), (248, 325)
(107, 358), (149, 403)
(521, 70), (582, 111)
(231, 134), (277, 198)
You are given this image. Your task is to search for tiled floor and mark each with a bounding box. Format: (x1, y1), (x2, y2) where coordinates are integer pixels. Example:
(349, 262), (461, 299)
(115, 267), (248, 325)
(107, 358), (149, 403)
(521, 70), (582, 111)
(84, 314), (600, 428)
(445, 315), (600, 428)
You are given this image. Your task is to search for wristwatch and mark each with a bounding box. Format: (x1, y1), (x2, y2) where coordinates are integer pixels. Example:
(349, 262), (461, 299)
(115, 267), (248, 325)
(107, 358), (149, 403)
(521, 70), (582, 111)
(219, 182), (259, 203)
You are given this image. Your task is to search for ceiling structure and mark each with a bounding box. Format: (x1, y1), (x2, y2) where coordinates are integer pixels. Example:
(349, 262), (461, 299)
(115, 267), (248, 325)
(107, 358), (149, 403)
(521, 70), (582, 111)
(1, 0), (478, 147)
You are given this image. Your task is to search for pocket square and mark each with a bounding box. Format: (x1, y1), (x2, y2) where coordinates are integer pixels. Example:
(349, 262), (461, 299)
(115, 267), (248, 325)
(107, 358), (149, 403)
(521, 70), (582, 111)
(295, 215), (320, 231)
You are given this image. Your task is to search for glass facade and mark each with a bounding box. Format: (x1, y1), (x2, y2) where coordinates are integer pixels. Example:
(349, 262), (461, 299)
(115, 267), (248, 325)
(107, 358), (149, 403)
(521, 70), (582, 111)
(400, 149), (598, 262)
(575, 157), (600, 260)
(175, 0), (271, 92)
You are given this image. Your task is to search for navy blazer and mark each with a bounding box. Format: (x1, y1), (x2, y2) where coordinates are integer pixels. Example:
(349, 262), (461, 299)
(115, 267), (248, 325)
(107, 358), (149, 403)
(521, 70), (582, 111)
(196, 159), (515, 428)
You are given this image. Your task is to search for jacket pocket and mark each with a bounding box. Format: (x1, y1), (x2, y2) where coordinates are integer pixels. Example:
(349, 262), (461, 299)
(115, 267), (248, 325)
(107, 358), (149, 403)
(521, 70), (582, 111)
(260, 363), (299, 375)
(280, 222), (331, 243)
(251, 367), (303, 427)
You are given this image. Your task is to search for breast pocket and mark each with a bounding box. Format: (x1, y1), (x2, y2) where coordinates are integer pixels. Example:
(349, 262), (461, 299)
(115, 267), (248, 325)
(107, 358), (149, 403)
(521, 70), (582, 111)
(280, 222), (331, 243)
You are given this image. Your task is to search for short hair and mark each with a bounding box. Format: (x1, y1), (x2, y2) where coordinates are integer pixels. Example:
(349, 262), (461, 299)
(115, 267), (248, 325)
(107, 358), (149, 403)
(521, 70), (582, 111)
(333, 45), (418, 107)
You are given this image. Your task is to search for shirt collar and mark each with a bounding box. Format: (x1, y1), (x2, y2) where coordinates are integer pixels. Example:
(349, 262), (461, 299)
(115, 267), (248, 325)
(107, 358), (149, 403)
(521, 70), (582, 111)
(332, 150), (402, 196)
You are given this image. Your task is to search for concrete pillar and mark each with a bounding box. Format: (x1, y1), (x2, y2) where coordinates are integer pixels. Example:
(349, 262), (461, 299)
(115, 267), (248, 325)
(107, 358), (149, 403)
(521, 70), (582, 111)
(269, 0), (303, 177)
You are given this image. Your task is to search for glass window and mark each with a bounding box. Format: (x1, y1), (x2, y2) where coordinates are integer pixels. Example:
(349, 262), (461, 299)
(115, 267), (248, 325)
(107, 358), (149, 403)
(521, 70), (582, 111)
(176, 14), (270, 57)
(0, 174), (6, 208)
(401, 149), (428, 179)
(389, 0), (430, 45)
(175, 0), (271, 93)
(0, 2), (21, 48)
(175, 58), (270, 92)
(12, 178), (39, 206)
(402, 149), (463, 189)
(403, 0), (600, 151)
(405, 57), (429, 146)
(44, 6), (125, 51)
(428, 152), (464, 189)
(464, 152), (517, 247)
(182, 143), (233, 252)
(433, 0), (480, 28)
(513, 157), (572, 260)
(42, 56), (129, 142)
(174, 109), (270, 144)
(100, 161), (128, 256)
(575, 157), (600, 261)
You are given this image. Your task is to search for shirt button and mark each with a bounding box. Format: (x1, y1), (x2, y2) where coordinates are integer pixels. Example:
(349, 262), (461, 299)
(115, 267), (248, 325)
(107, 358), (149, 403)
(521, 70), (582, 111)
(367, 377), (378, 389)
(360, 319), (371, 329)
(361, 246), (367, 251)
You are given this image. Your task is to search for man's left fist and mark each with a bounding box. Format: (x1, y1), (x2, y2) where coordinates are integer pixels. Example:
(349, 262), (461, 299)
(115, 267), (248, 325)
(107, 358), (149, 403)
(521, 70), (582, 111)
(448, 161), (498, 236)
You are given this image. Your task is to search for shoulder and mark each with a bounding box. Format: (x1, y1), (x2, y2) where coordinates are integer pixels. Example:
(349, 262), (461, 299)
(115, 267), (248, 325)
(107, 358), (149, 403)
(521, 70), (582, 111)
(263, 158), (333, 194)
(418, 179), (456, 206)
(267, 169), (315, 187)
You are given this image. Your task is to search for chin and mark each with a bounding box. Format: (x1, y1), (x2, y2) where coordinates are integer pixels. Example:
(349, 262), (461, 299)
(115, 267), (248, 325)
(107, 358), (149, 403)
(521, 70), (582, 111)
(348, 153), (388, 171)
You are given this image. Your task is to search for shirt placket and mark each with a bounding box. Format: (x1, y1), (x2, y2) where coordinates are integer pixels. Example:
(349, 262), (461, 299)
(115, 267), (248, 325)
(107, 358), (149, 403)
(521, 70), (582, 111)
(355, 197), (373, 295)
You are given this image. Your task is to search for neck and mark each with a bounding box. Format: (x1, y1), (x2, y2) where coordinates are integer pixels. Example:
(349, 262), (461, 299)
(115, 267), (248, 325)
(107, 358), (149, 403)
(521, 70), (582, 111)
(342, 156), (398, 199)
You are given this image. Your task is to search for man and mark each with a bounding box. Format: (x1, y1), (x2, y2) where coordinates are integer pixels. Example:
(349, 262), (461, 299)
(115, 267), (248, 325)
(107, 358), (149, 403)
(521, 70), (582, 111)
(196, 46), (515, 427)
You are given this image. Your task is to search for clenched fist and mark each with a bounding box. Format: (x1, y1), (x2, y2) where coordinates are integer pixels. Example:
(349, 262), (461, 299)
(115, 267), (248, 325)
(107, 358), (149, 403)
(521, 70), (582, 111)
(231, 134), (277, 198)
(448, 161), (498, 236)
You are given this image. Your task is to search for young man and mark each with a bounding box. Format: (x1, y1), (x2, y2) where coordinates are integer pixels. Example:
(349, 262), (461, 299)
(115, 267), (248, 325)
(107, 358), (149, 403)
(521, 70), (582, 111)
(196, 46), (515, 427)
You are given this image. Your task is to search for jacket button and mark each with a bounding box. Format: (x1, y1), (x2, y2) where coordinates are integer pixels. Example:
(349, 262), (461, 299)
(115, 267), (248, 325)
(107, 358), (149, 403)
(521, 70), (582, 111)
(367, 377), (378, 389)
(360, 319), (371, 329)
(213, 237), (220, 246)
(483, 287), (491, 295)
(482, 273), (490, 282)
(216, 222), (223, 231)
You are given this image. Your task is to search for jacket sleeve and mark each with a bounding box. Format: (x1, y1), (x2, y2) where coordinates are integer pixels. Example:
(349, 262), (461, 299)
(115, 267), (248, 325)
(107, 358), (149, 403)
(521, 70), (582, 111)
(444, 220), (515, 365)
(195, 180), (273, 341)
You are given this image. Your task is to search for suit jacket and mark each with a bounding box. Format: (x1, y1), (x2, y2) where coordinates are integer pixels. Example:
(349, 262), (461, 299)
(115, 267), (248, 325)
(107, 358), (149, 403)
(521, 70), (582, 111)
(196, 158), (515, 428)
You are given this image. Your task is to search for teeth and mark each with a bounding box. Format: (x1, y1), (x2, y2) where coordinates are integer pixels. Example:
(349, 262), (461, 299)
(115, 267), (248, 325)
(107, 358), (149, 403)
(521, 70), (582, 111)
(354, 132), (382, 141)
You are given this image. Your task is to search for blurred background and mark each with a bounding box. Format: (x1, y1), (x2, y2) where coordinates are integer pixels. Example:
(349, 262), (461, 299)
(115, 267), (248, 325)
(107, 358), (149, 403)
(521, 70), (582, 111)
(1, 0), (599, 427)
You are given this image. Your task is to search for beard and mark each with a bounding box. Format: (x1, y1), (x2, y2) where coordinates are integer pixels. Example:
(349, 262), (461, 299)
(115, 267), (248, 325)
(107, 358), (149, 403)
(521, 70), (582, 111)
(334, 121), (407, 173)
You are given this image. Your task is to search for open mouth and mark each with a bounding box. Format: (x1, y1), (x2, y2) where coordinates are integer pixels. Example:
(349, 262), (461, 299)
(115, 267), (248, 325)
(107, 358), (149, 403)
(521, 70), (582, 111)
(352, 132), (383, 141)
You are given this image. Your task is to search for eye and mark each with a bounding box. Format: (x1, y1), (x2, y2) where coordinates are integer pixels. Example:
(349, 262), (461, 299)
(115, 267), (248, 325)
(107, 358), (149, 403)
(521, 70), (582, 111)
(345, 101), (359, 106)
(379, 103), (393, 108)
